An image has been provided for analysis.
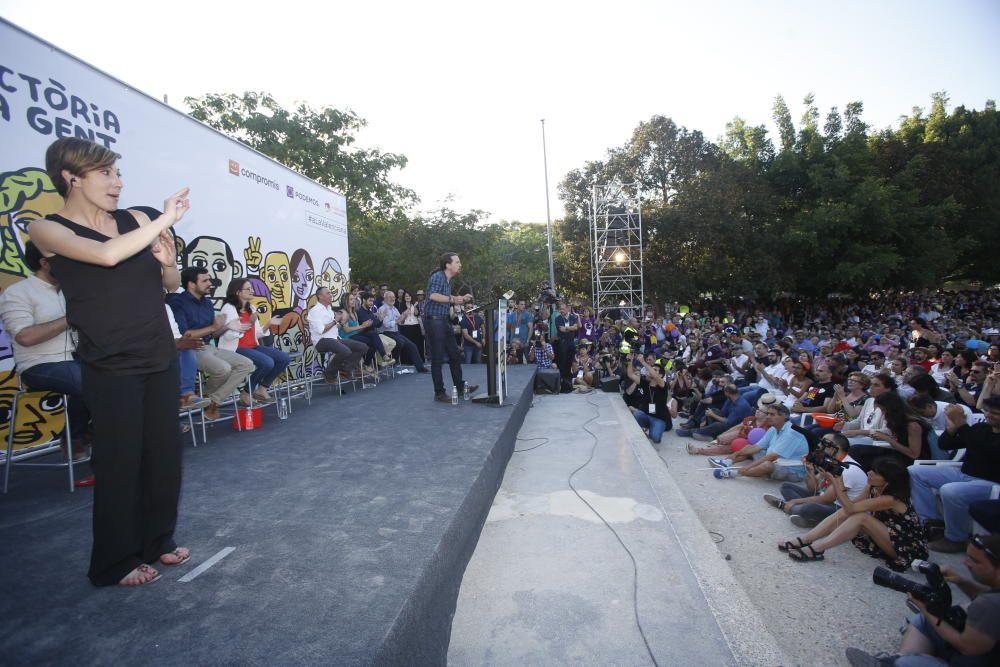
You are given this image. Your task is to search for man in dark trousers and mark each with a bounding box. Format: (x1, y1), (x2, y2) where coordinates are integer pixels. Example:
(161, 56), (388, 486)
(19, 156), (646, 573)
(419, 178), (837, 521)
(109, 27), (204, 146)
(422, 252), (478, 402)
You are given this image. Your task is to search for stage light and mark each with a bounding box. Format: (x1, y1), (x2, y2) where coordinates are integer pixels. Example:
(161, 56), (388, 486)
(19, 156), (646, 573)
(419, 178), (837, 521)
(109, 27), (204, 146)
(614, 251), (626, 265)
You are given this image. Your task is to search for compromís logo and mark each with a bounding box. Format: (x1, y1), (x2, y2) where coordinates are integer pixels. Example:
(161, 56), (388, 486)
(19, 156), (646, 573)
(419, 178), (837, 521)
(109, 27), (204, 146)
(229, 159), (240, 176)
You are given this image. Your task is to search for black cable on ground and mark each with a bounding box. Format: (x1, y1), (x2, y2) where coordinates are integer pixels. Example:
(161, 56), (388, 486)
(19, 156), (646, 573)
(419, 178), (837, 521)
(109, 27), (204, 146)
(567, 394), (660, 667)
(513, 436), (549, 453)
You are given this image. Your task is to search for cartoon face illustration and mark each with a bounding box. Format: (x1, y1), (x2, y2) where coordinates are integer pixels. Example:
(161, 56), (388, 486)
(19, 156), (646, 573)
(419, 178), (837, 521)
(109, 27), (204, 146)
(289, 248), (314, 306)
(271, 312), (315, 379)
(0, 372), (66, 449)
(247, 278), (273, 330)
(184, 236), (243, 309)
(0, 168), (63, 290)
(315, 257), (348, 305)
(263, 251), (291, 311)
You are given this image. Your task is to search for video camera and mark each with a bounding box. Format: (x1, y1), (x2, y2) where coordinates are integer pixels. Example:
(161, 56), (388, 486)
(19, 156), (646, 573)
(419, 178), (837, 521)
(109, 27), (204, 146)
(537, 280), (559, 306)
(872, 560), (967, 631)
(804, 450), (850, 476)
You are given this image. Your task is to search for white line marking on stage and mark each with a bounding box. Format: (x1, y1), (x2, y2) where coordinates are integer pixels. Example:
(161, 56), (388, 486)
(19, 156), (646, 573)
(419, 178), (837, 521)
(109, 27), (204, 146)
(596, 420), (619, 426)
(179, 547), (235, 582)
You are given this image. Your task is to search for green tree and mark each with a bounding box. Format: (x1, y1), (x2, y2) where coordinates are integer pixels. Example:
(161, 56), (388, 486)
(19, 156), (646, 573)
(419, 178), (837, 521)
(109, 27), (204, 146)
(186, 91), (416, 220)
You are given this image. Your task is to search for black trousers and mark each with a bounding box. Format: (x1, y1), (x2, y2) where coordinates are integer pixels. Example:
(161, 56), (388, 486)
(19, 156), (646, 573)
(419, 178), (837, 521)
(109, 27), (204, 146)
(82, 360), (181, 586)
(424, 317), (463, 396)
(557, 339), (576, 380)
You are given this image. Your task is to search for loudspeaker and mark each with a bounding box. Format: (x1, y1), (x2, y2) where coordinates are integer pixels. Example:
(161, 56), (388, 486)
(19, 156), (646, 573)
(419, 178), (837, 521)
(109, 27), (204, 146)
(600, 376), (620, 393)
(534, 369), (560, 394)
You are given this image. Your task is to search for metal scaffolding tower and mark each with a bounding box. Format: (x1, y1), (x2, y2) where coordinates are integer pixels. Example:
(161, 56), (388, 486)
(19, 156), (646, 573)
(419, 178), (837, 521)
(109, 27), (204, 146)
(590, 183), (644, 320)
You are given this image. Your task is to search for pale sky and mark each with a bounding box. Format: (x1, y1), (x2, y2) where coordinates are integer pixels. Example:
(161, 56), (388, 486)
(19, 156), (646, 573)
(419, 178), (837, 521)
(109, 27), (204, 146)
(2, 0), (998, 223)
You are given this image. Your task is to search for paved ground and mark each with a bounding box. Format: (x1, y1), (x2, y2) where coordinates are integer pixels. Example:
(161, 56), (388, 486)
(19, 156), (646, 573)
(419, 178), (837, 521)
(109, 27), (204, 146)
(450, 392), (785, 666)
(451, 392), (970, 666)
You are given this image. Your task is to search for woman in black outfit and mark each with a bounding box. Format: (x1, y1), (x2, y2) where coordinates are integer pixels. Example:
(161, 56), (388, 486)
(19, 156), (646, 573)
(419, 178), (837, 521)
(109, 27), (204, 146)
(29, 138), (190, 587)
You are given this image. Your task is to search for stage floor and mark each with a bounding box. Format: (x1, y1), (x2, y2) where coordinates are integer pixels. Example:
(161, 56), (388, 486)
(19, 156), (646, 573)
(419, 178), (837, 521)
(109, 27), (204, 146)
(0, 364), (535, 666)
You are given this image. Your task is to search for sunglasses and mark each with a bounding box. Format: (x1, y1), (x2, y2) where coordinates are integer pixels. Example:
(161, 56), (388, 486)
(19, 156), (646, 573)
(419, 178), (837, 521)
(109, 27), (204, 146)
(820, 437), (837, 447)
(971, 534), (1000, 563)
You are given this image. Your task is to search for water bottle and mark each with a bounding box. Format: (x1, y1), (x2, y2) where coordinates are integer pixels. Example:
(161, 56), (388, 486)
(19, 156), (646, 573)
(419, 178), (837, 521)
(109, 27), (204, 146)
(451, 385), (458, 406)
(277, 397), (289, 420)
(464, 381), (471, 400)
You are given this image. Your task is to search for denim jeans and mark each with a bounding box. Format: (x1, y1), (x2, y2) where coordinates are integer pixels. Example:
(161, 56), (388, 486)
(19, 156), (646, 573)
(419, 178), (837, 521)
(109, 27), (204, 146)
(908, 464), (997, 541)
(178, 349), (197, 396)
(633, 411), (667, 444)
(779, 482), (837, 523)
(236, 345), (291, 389)
(19, 360), (90, 440)
(464, 343), (482, 364)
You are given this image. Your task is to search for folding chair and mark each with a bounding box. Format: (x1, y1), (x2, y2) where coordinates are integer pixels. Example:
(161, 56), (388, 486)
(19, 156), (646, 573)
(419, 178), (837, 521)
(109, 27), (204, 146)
(3, 383), (87, 493)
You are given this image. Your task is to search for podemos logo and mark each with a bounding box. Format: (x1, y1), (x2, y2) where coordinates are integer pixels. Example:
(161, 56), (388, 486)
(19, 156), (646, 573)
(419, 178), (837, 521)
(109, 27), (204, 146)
(286, 186), (295, 198)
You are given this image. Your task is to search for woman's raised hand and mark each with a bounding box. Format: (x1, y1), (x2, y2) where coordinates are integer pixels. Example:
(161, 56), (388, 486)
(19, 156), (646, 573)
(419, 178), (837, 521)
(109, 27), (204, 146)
(162, 188), (191, 226)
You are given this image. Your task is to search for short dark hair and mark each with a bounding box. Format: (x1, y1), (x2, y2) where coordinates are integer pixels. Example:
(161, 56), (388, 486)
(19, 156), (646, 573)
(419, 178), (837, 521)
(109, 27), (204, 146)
(438, 252), (458, 271)
(45, 137), (118, 197)
(23, 241), (44, 273)
(768, 404), (791, 418)
(181, 266), (209, 290)
(361, 292), (374, 301)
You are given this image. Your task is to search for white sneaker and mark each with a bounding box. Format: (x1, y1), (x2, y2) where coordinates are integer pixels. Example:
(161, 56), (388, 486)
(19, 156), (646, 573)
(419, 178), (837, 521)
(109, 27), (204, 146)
(708, 457), (732, 469)
(713, 467), (738, 479)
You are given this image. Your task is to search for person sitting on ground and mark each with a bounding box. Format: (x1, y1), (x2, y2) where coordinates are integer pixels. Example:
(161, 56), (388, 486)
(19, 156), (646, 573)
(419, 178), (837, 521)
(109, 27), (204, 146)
(218, 279), (290, 403)
(779, 457), (928, 570)
(687, 393), (774, 456)
(168, 267), (255, 418)
(571, 340), (597, 390)
(845, 533), (1000, 667)
(679, 369), (728, 431)
(625, 354), (674, 443)
(711, 403), (809, 480)
(0, 241), (92, 460)
(686, 384), (755, 442)
(764, 432), (868, 528)
(909, 398), (1000, 554)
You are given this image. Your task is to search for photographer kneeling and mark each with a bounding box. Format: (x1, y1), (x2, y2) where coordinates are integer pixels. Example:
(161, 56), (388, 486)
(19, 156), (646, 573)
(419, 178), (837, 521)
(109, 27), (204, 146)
(847, 533), (1000, 666)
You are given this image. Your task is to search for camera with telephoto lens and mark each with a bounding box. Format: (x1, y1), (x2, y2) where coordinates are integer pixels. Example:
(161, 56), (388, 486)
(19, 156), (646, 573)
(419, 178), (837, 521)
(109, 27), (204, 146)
(872, 560), (967, 631)
(804, 450), (849, 476)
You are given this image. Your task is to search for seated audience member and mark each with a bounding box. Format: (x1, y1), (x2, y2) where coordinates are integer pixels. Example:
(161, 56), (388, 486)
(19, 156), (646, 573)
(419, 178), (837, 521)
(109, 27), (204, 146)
(711, 403), (808, 481)
(763, 432), (868, 528)
(219, 279), (290, 402)
(687, 393), (774, 456)
(845, 533), (1000, 667)
(679, 369), (728, 431)
(307, 287), (368, 382)
(909, 398), (1000, 553)
(790, 363), (837, 418)
(944, 360), (988, 410)
(168, 267), (255, 419)
(625, 353), (673, 443)
(0, 241), (91, 457)
(376, 290), (428, 371)
(780, 458), (928, 570)
(831, 372), (870, 422)
(686, 384), (754, 441)
(840, 373), (895, 447)
(340, 294), (390, 367)
(528, 332), (556, 369)
(165, 302), (208, 410)
(861, 350), (888, 377)
(571, 340), (597, 390)
(848, 391), (931, 470)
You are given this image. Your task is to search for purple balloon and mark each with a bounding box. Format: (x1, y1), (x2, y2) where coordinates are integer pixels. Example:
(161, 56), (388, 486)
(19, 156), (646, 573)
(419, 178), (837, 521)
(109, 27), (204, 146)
(747, 428), (766, 445)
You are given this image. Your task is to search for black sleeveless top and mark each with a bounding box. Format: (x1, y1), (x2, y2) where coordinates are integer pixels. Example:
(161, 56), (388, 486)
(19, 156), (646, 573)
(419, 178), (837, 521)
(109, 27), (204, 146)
(45, 210), (174, 374)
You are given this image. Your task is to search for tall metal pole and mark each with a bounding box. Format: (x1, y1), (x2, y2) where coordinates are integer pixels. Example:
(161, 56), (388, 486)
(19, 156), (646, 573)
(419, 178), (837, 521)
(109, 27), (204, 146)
(541, 119), (557, 292)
